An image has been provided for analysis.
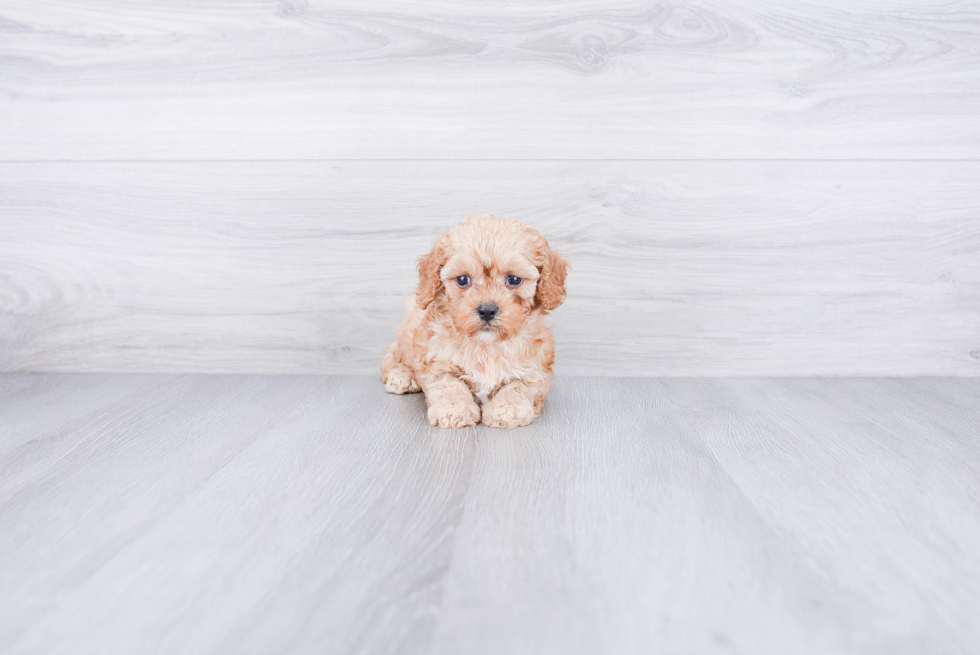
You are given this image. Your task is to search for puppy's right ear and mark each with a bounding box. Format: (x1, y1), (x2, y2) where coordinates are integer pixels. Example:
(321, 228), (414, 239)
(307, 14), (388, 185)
(416, 233), (449, 309)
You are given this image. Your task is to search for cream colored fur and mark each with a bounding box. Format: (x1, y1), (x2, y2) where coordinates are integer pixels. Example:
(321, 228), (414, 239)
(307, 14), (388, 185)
(381, 213), (568, 428)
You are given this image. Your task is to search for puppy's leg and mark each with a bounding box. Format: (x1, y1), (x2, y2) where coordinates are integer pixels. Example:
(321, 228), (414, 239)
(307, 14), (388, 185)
(421, 373), (480, 428)
(381, 342), (420, 394)
(482, 378), (551, 429)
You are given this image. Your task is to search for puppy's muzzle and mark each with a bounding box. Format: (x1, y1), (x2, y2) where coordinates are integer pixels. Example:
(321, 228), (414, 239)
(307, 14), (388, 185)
(477, 303), (499, 323)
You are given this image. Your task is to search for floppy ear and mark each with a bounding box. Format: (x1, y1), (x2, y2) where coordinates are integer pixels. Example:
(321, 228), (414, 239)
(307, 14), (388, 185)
(416, 233), (450, 309)
(535, 240), (568, 312)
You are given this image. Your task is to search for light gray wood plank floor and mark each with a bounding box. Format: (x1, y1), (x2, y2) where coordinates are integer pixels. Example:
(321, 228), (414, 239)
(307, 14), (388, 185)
(2, 374), (978, 654)
(0, 374), (980, 654)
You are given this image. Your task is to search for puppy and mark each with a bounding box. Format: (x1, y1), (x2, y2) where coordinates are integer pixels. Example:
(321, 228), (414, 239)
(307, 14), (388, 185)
(382, 213), (568, 428)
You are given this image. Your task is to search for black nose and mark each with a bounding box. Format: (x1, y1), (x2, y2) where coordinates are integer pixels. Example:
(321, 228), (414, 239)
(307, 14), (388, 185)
(477, 303), (499, 322)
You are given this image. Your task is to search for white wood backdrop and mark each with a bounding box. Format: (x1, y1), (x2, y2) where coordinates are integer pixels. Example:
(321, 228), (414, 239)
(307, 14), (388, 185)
(2, 0), (980, 160)
(1, 0), (979, 375)
(2, 161), (978, 375)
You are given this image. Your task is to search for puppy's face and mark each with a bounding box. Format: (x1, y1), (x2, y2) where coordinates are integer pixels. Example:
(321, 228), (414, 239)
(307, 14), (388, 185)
(440, 246), (539, 341)
(416, 214), (568, 342)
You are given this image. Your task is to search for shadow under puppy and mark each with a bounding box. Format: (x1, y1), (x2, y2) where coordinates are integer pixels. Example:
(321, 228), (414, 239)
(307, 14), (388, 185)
(382, 213), (568, 428)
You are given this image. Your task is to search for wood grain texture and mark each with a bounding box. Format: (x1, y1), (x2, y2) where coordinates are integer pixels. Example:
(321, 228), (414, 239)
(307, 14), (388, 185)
(2, 0), (980, 160)
(1, 374), (979, 654)
(2, 160), (978, 376)
(0, 374), (475, 654)
(431, 376), (980, 654)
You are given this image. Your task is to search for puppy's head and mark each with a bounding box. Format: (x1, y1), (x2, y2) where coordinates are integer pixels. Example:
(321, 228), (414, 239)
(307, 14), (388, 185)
(416, 214), (568, 341)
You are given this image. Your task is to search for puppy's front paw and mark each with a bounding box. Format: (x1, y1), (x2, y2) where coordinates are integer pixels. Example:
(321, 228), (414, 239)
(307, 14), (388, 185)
(384, 367), (421, 394)
(481, 400), (535, 429)
(428, 400), (480, 428)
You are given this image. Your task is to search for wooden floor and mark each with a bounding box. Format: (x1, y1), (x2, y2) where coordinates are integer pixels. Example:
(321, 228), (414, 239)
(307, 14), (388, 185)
(1, 374), (978, 654)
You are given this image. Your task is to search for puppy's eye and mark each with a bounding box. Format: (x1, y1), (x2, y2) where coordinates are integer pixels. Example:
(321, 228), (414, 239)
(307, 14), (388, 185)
(506, 275), (522, 287)
(456, 275), (470, 288)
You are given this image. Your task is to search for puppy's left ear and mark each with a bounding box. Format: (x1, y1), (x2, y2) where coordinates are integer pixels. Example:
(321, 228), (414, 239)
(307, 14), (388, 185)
(535, 239), (569, 313)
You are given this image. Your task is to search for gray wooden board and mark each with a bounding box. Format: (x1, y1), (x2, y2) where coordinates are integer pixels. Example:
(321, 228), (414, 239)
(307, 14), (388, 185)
(1, 373), (979, 654)
(2, 0), (980, 160)
(2, 161), (978, 376)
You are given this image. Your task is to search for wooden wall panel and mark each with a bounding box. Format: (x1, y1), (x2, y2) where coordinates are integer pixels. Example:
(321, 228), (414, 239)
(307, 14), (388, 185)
(1, 0), (979, 160)
(2, 161), (977, 375)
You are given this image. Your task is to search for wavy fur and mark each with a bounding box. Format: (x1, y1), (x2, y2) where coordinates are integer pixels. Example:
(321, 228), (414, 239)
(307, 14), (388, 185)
(381, 213), (568, 428)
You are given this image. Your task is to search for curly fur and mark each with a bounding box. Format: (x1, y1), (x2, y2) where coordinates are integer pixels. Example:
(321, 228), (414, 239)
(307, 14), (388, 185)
(381, 213), (568, 428)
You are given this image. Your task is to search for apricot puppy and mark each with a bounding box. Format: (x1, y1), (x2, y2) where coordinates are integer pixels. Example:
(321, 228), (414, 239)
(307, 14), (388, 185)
(382, 213), (568, 428)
